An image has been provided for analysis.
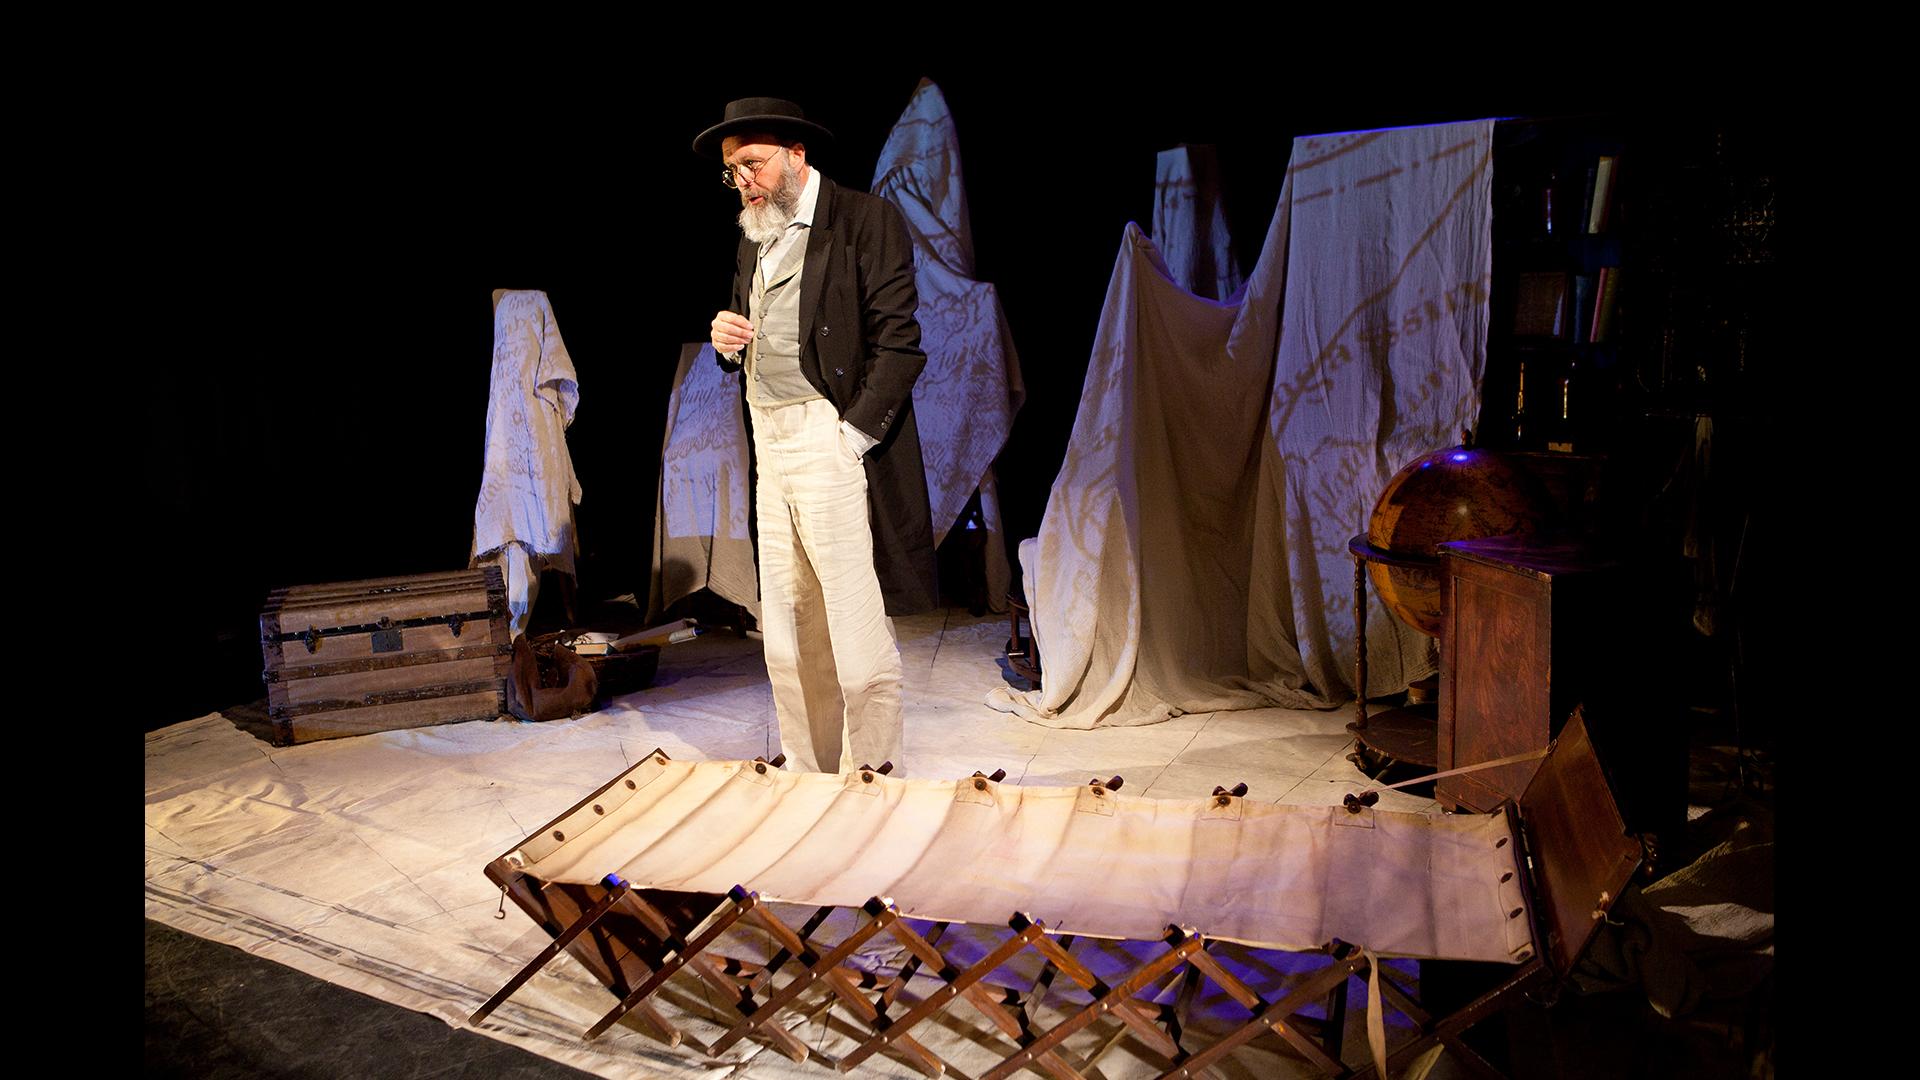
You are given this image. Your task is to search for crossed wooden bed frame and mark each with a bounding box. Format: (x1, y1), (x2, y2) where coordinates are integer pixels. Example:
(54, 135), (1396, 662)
(472, 710), (1639, 1078)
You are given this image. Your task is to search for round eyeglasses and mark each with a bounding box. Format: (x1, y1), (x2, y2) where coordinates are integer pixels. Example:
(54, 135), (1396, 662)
(721, 147), (789, 189)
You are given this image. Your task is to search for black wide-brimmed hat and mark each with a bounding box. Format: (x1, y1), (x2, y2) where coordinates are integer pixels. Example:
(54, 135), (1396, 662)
(692, 97), (835, 158)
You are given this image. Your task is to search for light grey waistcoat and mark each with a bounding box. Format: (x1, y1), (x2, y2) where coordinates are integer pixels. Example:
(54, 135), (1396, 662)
(746, 239), (823, 407)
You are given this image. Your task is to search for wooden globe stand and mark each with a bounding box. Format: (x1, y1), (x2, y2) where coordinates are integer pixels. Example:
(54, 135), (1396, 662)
(1346, 534), (1440, 776)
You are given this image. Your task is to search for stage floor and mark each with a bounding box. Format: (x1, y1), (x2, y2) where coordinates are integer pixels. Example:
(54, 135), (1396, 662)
(144, 608), (1444, 1078)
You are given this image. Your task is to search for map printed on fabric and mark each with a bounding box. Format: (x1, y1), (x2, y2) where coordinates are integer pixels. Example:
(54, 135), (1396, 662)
(991, 121), (1494, 728)
(649, 342), (758, 620)
(471, 289), (581, 574)
(1151, 145), (1245, 302)
(871, 78), (1025, 603)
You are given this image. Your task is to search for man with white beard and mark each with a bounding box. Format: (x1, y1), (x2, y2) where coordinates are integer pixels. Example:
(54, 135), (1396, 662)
(696, 97), (938, 776)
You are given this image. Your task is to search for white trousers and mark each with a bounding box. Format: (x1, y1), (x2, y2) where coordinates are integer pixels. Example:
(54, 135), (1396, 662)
(750, 398), (903, 775)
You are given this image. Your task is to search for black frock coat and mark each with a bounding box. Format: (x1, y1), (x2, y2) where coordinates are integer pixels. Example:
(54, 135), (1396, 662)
(722, 174), (940, 616)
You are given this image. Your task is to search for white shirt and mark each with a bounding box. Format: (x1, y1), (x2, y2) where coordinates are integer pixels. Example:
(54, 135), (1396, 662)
(739, 167), (879, 457)
(758, 164), (820, 283)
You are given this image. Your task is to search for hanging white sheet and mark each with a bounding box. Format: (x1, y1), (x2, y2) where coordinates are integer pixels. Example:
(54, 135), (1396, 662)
(649, 342), (759, 620)
(1152, 144), (1244, 302)
(993, 121), (1494, 727)
(873, 78), (1025, 608)
(471, 289), (581, 576)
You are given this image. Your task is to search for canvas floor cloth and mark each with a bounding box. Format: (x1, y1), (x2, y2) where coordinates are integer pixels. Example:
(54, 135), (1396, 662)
(993, 121), (1493, 728)
(513, 757), (1532, 964)
(147, 613), (1448, 1078)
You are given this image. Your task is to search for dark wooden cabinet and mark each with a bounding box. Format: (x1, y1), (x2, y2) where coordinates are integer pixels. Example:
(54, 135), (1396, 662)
(1436, 536), (1622, 812)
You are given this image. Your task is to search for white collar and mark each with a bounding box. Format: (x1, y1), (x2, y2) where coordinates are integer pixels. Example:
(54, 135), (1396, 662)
(792, 166), (822, 229)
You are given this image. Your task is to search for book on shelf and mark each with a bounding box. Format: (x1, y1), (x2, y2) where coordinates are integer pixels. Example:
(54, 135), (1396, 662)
(1571, 274), (1595, 345)
(1581, 163), (1597, 236)
(1587, 155), (1617, 234)
(1590, 267), (1620, 343)
(1513, 272), (1570, 337)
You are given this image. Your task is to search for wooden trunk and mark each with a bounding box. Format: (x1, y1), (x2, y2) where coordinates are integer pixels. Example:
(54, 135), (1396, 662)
(259, 568), (511, 745)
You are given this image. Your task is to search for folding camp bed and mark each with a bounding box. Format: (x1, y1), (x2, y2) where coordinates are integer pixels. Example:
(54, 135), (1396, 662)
(474, 711), (1641, 1077)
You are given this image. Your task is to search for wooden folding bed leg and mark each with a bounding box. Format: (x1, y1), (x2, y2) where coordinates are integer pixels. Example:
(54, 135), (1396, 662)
(1370, 963), (1433, 1029)
(838, 909), (1067, 1077)
(875, 920), (947, 1013)
(1347, 961), (1547, 1080)
(711, 897), (945, 1076)
(616, 888), (811, 1062)
(1172, 945), (1357, 1078)
(470, 874), (633, 1026)
(981, 927), (1206, 1080)
(1082, 957), (1202, 1073)
(1324, 962), (1350, 1060)
(762, 903), (837, 979)
(583, 886), (760, 1039)
(1166, 955), (1206, 1049)
(879, 914), (1088, 1080)
(778, 907), (867, 1028)
(1025, 927), (1207, 1071)
(1021, 931), (1073, 1025)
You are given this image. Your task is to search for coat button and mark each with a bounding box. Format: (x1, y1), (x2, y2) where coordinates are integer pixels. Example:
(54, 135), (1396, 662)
(834, 367), (845, 376)
(819, 326), (831, 336)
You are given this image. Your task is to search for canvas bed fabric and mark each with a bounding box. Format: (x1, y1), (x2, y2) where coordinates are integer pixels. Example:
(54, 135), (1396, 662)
(510, 756), (1535, 964)
(992, 121), (1494, 728)
(472, 289), (582, 635)
(872, 78), (1025, 610)
(648, 341), (760, 621)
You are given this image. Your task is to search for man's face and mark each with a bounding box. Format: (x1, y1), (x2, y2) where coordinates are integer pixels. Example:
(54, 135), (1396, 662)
(725, 133), (808, 244)
(722, 134), (806, 212)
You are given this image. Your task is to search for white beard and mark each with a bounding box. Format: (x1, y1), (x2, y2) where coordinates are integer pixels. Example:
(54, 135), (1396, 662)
(737, 166), (802, 245)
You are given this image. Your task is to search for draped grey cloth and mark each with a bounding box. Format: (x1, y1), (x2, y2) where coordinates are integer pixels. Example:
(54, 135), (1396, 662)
(872, 78), (1025, 609)
(1152, 144), (1244, 302)
(471, 289), (581, 574)
(649, 342), (758, 620)
(992, 121), (1494, 728)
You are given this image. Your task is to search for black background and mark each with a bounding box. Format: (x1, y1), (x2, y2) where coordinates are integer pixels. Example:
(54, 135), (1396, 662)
(135, 60), (1774, 724)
